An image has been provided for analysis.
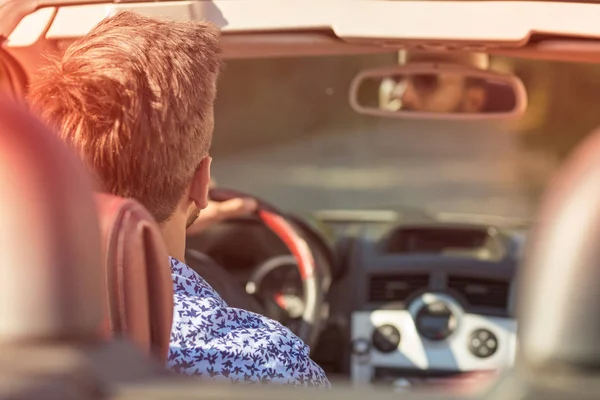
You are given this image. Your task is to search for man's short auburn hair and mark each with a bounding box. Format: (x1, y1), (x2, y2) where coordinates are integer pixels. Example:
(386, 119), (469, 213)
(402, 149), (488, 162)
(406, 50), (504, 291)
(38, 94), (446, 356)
(28, 11), (222, 223)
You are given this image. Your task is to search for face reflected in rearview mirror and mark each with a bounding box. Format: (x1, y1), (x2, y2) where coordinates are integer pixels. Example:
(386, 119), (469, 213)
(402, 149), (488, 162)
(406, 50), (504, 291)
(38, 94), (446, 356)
(349, 63), (527, 120)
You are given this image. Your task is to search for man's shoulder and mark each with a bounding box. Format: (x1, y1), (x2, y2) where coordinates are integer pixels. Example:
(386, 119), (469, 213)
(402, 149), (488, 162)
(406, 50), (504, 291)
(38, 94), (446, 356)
(170, 256), (227, 305)
(169, 257), (301, 344)
(167, 257), (330, 387)
(172, 286), (308, 354)
(169, 300), (328, 387)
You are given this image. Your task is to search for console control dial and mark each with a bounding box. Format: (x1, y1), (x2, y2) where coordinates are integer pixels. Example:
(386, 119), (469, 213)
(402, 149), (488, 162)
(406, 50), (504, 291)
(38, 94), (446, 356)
(372, 324), (401, 353)
(468, 329), (498, 358)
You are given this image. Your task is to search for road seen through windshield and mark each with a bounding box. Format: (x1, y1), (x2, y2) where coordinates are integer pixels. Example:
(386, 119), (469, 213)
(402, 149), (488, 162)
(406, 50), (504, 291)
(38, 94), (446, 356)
(212, 119), (542, 220)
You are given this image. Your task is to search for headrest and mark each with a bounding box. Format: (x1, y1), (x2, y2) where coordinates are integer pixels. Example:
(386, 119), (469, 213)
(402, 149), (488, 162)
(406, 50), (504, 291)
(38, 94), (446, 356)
(95, 194), (173, 362)
(0, 97), (103, 342)
(519, 126), (600, 371)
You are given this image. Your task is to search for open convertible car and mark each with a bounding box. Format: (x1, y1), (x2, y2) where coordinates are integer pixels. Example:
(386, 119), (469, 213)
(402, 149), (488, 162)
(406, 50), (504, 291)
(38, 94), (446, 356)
(1, 1), (600, 399)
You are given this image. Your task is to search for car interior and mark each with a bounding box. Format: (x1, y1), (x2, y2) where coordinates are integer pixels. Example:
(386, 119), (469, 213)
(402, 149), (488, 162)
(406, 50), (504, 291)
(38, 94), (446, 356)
(2, 1), (600, 399)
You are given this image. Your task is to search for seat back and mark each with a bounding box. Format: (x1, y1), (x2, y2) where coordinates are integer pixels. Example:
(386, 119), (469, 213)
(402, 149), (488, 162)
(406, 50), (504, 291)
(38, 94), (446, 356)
(0, 98), (181, 399)
(96, 194), (173, 363)
(0, 97), (104, 342)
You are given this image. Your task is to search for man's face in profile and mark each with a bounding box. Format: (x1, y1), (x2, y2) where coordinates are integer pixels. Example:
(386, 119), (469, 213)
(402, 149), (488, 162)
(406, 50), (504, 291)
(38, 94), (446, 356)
(386, 74), (486, 113)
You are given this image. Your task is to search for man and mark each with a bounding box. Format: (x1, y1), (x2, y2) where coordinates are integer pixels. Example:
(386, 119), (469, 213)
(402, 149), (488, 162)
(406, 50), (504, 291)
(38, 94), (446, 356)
(377, 51), (488, 114)
(380, 73), (488, 113)
(377, 50), (518, 114)
(27, 11), (329, 388)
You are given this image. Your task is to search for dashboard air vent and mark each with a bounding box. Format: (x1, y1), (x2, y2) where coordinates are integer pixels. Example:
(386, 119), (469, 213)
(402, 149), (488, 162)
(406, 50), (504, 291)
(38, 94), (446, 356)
(368, 273), (430, 302)
(448, 276), (509, 309)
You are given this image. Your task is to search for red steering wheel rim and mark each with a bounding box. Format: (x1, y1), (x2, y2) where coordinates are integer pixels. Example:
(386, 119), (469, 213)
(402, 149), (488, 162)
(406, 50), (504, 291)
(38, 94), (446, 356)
(258, 210), (315, 280)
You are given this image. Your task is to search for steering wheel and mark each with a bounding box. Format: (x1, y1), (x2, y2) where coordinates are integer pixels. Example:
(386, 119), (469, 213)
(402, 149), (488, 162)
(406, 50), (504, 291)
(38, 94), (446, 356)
(208, 188), (325, 348)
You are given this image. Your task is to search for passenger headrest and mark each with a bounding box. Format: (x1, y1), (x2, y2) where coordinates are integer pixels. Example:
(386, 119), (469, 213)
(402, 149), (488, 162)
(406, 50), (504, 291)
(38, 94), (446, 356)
(0, 97), (103, 342)
(95, 194), (173, 363)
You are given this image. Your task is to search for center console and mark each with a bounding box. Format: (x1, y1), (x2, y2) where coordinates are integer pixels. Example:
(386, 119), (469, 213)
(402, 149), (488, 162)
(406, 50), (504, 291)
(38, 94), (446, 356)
(345, 223), (518, 385)
(351, 293), (516, 384)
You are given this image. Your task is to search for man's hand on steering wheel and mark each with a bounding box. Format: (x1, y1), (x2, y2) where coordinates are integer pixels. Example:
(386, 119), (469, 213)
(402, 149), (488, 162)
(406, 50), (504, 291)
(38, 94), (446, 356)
(187, 180), (257, 236)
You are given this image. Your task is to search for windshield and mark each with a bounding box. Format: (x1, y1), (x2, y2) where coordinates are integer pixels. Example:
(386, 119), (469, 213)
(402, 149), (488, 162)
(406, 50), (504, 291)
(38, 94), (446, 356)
(211, 53), (591, 220)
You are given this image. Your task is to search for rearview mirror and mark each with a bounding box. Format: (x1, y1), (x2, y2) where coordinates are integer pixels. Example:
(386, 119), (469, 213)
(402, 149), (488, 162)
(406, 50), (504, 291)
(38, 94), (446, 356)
(349, 63), (527, 120)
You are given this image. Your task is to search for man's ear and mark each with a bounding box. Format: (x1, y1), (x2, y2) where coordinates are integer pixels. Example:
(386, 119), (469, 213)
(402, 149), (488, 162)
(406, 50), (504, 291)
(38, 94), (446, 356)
(189, 156), (212, 210)
(464, 86), (486, 113)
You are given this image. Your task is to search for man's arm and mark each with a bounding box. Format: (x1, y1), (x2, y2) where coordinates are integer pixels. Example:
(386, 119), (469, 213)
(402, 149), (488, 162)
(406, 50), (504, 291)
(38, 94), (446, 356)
(186, 197), (257, 236)
(186, 179), (257, 236)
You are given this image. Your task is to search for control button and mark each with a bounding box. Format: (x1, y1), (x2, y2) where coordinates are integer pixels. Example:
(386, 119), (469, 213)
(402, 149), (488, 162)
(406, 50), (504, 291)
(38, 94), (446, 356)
(351, 338), (371, 355)
(415, 300), (457, 341)
(469, 329), (498, 358)
(372, 324), (401, 353)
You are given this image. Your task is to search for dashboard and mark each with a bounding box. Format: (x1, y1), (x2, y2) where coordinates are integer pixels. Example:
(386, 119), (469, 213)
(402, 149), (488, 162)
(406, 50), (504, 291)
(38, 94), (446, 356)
(186, 207), (524, 387)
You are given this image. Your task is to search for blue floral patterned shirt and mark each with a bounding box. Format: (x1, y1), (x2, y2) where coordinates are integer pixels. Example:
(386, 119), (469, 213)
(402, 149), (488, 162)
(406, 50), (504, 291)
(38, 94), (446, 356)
(167, 257), (330, 388)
